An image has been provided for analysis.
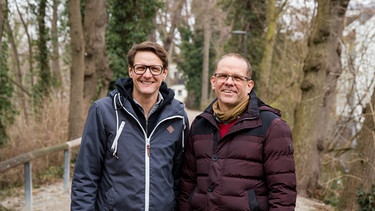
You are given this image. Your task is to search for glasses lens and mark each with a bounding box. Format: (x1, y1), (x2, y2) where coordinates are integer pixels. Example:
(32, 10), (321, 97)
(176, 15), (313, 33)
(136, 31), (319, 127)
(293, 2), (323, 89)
(232, 75), (245, 82)
(133, 64), (164, 75)
(134, 65), (146, 74)
(215, 73), (229, 81)
(150, 66), (163, 74)
(215, 73), (248, 83)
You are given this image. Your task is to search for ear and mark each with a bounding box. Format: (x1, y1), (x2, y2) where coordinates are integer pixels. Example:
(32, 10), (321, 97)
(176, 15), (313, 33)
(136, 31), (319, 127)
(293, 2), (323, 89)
(210, 76), (216, 90)
(162, 67), (168, 80)
(247, 80), (254, 93)
(128, 66), (133, 77)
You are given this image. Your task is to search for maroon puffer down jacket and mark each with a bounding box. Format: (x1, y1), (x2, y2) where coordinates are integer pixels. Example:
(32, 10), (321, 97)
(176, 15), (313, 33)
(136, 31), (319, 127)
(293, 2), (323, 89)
(178, 91), (296, 211)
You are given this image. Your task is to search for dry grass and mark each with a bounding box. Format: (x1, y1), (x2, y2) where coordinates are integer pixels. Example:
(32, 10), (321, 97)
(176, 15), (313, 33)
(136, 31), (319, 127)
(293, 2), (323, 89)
(0, 92), (70, 191)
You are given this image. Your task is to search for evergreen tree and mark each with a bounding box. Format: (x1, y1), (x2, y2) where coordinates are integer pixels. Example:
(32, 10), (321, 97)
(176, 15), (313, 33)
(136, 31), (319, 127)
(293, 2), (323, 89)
(0, 41), (16, 145)
(106, 0), (163, 82)
(176, 27), (215, 110)
(220, 0), (267, 82)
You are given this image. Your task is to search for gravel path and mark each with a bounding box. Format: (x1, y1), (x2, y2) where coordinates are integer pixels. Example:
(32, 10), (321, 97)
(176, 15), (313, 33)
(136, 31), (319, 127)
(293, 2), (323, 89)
(0, 181), (332, 211)
(1, 181), (70, 211)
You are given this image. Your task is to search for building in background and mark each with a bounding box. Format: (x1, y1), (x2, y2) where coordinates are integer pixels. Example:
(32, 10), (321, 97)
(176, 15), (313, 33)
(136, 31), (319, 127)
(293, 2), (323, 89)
(167, 63), (188, 103)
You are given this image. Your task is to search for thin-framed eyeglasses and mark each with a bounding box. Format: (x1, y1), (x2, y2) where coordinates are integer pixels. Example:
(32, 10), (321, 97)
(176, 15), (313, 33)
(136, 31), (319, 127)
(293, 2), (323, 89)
(214, 73), (251, 83)
(132, 64), (165, 76)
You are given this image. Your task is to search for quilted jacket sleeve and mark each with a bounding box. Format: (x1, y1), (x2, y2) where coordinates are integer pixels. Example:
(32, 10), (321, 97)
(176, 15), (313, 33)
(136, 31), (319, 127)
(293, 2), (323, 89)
(263, 118), (297, 211)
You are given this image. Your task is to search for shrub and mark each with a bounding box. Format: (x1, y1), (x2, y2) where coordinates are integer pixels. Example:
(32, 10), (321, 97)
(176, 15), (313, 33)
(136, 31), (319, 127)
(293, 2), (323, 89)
(358, 184), (375, 211)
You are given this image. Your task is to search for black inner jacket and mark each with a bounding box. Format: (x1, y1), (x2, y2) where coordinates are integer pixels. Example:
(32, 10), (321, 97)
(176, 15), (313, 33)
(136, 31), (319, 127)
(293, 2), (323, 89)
(114, 78), (175, 136)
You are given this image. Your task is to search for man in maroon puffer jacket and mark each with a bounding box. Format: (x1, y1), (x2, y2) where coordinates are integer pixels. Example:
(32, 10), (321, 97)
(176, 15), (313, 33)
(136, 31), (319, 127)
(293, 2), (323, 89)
(178, 53), (296, 211)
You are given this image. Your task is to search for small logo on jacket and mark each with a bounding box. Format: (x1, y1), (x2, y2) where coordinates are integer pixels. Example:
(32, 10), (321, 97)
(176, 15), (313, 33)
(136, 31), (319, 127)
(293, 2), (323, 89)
(167, 125), (174, 133)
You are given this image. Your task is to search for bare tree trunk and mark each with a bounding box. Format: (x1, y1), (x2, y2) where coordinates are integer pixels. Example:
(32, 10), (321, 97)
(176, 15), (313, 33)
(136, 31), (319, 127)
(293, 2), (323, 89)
(200, 15), (211, 108)
(68, 0), (84, 140)
(163, 0), (184, 56)
(293, 0), (349, 197)
(6, 20), (29, 122)
(51, 0), (62, 86)
(15, 2), (34, 87)
(258, 0), (285, 101)
(83, 0), (111, 113)
(338, 91), (375, 210)
(192, 0), (215, 108)
(158, 0), (184, 86)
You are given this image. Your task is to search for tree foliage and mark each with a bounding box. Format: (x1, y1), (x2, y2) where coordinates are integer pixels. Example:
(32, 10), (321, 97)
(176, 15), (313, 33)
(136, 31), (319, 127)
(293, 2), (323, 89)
(175, 26), (216, 110)
(0, 3), (16, 146)
(106, 0), (163, 82)
(0, 37), (16, 145)
(175, 10), (217, 110)
(219, 0), (267, 82)
(33, 0), (52, 100)
(358, 185), (375, 211)
(176, 27), (204, 109)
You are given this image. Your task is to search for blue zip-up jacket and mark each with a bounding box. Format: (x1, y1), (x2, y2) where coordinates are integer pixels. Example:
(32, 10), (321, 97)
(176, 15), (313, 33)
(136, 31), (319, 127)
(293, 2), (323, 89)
(71, 78), (189, 211)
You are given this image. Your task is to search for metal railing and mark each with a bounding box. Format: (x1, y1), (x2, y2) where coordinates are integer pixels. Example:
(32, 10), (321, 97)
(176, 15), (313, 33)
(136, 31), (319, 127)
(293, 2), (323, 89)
(0, 138), (81, 211)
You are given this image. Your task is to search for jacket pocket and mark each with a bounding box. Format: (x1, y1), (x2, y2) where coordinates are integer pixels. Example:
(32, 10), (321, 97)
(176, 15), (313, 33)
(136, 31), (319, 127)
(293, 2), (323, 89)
(103, 188), (117, 211)
(188, 187), (197, 206)
(247, 189), (260, 211)
(189, 187), (205, 211)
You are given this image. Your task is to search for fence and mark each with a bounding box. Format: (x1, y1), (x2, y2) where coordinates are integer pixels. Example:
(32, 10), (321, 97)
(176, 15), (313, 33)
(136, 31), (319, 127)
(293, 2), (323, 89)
(0, 138), (81, 211)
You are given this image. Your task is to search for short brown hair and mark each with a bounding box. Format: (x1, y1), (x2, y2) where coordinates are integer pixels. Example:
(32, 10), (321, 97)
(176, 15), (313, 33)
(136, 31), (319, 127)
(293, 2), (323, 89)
(215, 53), (252, 78)
(127, 41), (168, 68)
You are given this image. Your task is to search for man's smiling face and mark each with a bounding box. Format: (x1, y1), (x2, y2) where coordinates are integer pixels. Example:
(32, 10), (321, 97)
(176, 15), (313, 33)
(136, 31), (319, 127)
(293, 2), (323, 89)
(129, 51), (167, 101)
(210, 56), (254, 112)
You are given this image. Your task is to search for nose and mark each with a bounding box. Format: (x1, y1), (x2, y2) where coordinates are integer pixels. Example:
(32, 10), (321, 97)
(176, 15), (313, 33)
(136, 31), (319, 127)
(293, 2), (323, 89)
(225, 76), (235, 83)
(143, 67), (153, 76)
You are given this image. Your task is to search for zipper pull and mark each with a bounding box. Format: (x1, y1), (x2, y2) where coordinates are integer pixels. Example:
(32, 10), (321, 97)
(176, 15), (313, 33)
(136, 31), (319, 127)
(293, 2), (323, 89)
(147, 144), (151, 157)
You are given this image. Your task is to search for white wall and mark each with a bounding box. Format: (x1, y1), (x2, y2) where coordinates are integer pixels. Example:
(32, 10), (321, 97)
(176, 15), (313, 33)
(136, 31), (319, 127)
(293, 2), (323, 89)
(171, 84), (188, 103)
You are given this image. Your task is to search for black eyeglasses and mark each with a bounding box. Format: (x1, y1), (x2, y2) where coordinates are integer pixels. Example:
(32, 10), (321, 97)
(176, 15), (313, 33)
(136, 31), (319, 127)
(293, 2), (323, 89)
(132, 64), (165, 76)
(214, 73), (251, 83)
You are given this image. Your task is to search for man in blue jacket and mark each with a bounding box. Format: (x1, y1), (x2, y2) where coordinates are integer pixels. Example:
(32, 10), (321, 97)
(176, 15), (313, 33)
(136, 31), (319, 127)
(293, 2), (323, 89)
(71, 41), (189, 210)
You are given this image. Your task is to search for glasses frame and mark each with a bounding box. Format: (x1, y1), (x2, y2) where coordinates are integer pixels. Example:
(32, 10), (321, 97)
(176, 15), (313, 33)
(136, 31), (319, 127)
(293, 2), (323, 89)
(213, 73), (251, 83)
(132, 64), (165, 76)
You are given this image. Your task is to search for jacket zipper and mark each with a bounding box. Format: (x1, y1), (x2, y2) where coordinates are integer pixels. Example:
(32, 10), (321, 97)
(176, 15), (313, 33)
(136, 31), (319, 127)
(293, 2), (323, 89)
(146, 119), (150, 156)
(145, 137), (150, 211)
(144, 115), (185, 210)
(123, 107), (184, 211)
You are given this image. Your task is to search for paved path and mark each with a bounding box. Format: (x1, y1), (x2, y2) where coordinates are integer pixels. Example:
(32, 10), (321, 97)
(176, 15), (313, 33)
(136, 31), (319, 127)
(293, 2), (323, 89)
(186, 108), (201, 124)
